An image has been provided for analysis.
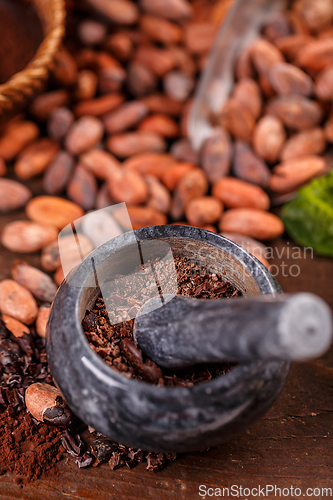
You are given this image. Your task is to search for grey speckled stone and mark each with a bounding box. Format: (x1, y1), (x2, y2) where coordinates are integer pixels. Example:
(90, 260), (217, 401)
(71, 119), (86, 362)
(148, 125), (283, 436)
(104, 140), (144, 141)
(47, 225), (290, 453)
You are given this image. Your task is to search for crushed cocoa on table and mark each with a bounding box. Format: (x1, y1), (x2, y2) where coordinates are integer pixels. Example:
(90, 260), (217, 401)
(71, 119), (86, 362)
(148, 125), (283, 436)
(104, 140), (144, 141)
(83, 256), (241, 386)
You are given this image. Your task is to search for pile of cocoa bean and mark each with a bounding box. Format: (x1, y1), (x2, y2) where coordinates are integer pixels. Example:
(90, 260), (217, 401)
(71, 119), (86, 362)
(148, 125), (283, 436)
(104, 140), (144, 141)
(0, 0), (332, 481)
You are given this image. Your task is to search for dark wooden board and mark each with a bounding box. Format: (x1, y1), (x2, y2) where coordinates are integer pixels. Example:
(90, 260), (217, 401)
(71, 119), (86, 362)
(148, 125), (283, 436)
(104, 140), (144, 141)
(0, 188), (332, 498)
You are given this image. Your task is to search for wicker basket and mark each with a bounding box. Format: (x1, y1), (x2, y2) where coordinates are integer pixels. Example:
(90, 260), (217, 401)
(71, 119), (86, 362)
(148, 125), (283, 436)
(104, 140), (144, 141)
(0, 0), (66, 124)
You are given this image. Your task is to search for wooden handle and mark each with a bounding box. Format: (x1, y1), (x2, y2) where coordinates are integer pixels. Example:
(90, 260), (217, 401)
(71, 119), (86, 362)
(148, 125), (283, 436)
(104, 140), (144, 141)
(134, 293), (332, 369)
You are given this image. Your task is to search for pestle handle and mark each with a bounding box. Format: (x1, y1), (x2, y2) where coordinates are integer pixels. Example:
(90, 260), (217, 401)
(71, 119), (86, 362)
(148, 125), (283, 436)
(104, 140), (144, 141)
(134, 293), (332, 369)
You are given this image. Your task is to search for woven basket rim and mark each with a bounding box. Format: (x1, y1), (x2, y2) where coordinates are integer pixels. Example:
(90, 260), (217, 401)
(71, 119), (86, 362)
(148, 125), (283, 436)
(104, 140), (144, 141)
(0, 0), (66, 111)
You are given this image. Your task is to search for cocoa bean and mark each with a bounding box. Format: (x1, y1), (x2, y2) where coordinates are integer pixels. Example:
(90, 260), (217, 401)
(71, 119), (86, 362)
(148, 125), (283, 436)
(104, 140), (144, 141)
(219, 98), (255, 143)
(81, 209), (122, 249)
(74, 70), (98, 101)
(266, 95), (323, 130)
(280, 127), (326, 161)
(145, 175), (171, 213)
(234, 141), (271, 187)
(138, 113), (179, 138)
(314, 64), (333, 101)
(105, 32), (133, 62)
(80, 149), (120, 180)
(53, 47), (78, 87)
(96, 52), (127, 93)
(65, 116), (104, 155)
(41, 241), (61, 272)
(276, 34), (314, 60)
(0, 179), (32, 213)
(127, 61), (157, 97)
(85, 0), (139, 25)
(324, 113), (333, 143)
(263, 14), (292, 42)
(36, 304), (51, 339)
(168, 46), (196, 74)
(47, 108), (75, 142)
(275, 64), (314, 98)
(0, 158), (6, 177)
(114, 205), (167, 230)
(26, 196), (84, 230)
(0, 121), (40, 161)
(106, 131), (166, 157)
(250, 38), (285, 76)
(78, 20), (107, 45)
(163, 71), (194, 102)
(25, 382), (73, 426)
(184, 22), (215, 55)
(123, 152), (174, 178)
(142, 94), (183, 116)
(252, 115), (286, 163)
(296, 38), (333, 71)
(200, 128), (232, 183)
(236, 44), (255, 80)
(12, 261), (57, 303)
(212, 177), (270, 210)
(170, 138), (199, 164)
(67, 165), (98, 210)
(14, 139), (60, 180)
(1, 221), (58, 253)
(103, 101), (148, 134)
(185, 196), (223, 226)
(96, 183), (115, 210)
(0, 280), (38, 325)
(219, 208), (284, 240)
(30, 90), (69, 121)
(2, 314), (30, 338)
(170, 168), (208, 220)
(140, 0), (192, 22)
(74, 93), (124, 117)
(54, 267), (65, 287)
(135, 45), (176, 77)
(107, 169), (148, 205)
(292, 0), (333, 31)
(162, 162), (196, 191)
(269, 155), (327, 193)
(232, 78), (262, 120)
(140, 15), (182, 44)
(43, 151), (75, 195)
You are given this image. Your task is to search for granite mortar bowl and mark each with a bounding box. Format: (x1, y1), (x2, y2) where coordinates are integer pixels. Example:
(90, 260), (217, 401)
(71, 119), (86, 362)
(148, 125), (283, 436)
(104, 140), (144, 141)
(47, 225), (291, 453)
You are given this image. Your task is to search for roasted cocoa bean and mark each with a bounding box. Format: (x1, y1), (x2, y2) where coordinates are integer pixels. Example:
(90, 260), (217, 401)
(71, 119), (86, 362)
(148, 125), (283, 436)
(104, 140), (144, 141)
(0, 179), (32, 213)
(26, 196), (84, 230)
(11, 261), (57, 303)
(185, 196), (223, 226)
(234, 141), (271, 187)
(219, 208), (284, 240)
(107, 131), (166, 157)
(14, 139), (60, 180)
(200, 128), (232, 183)
(269, 155), (327, 192)
(0, 280), (38, 325)
(252, 115), (286, 163)
(25, 382), (73, 427)
(65, 116), (104, 156)
(212, 177), (270, 210)
(0, 121), (40, 161)
(280, 127), (326, 161)
(67, 165), (98, 210)
(1, 221), (58, 253)
(43, 151), (75, 195)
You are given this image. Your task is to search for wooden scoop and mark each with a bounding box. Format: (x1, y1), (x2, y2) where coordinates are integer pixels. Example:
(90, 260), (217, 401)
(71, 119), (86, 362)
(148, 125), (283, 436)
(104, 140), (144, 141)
(134, 293), (332, 369)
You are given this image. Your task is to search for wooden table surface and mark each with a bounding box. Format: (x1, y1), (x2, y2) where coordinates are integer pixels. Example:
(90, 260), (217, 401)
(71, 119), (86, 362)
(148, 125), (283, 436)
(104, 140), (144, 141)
(0, 181), (332, 499)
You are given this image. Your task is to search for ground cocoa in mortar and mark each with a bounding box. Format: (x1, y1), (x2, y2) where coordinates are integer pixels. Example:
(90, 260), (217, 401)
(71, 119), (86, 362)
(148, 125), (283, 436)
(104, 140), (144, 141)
(83, 255), (241, 386)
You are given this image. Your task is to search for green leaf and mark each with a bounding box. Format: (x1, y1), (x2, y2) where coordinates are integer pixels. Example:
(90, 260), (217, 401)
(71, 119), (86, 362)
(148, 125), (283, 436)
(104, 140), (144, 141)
(281, 171), (333, 257)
